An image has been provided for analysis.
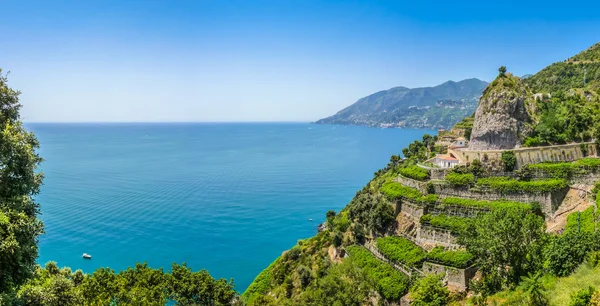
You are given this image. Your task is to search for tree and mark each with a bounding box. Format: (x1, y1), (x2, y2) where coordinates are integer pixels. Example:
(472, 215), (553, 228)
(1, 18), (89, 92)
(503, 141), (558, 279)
(325, 210), (336, 229)
(409, 275), (450, 306)
(521, 272), (548, 306)
(499, 66), (507, 77)
(501, 151), (517, 171)
(458, 208), (546, 294)
(544, 231), (594, 277)
(0, 69), (44, 293)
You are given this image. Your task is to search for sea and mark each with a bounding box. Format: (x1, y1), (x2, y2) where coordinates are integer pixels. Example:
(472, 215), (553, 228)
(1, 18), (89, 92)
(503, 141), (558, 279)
(28, 123), (434, 292)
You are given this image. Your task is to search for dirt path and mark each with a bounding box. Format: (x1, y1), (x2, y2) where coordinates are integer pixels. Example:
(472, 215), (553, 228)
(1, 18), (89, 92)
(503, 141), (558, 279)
(546, 185), (594, 233)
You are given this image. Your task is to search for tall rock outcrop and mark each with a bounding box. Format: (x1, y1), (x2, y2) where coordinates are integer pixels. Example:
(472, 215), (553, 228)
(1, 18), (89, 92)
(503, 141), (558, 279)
(468, 73), (532, 150)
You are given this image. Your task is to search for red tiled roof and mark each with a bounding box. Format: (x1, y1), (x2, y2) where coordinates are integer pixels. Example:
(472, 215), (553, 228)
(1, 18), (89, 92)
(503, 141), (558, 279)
(436, 154), (458, 161)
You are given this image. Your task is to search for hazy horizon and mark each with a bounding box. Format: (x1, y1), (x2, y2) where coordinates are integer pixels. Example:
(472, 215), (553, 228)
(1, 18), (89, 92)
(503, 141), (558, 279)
(3, 0), (600, 122)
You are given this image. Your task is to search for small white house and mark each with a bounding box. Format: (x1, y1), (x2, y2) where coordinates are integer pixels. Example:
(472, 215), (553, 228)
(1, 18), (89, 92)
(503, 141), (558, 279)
(451, 137), (467, 148)
(428, 154), (459, 169)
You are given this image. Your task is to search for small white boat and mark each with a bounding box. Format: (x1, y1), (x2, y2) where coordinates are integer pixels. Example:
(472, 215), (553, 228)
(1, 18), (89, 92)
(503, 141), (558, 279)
(308, 218), (313, 222)
(82, 253), (92, 259)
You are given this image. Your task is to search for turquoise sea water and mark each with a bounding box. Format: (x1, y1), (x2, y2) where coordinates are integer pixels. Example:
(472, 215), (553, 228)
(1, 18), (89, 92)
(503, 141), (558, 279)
(29, 123), (433, 291)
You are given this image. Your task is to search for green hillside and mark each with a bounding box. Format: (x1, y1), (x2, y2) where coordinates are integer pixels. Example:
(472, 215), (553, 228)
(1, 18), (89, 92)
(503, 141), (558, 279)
(315, 78), (488, 129)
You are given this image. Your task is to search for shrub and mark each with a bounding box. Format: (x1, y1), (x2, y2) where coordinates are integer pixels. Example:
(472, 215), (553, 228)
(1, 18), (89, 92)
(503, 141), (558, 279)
(409, 274), (450, 306)
(569, 286), (595, 306)
(380, 182), (438, 205)
(501, 151), (517, 171)
(346, 245), (410, 300)
(376, 236), (427, 268)
(420, 214), (470, 233)
(524, 158), (600, 179)
(545, 231), (594, 277)
(440, 197), (531, 211)
(475, 176), (568, 193)
(426, 246), (473, 268)
(445, 173), (475, 186)
(581, 143), (589, 157)
(565, 207), (596, 234)
(400, 165), (429, 181)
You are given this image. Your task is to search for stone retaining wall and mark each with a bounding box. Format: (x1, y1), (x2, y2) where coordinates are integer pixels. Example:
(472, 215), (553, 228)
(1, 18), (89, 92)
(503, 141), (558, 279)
(450, 142), (598, 169)
(400, 201), (426, 220)
(416, 224), (459, 249)
(431, 183), (569, 217)
(422, 262), (477, 291)
(397, 175), (428, 193)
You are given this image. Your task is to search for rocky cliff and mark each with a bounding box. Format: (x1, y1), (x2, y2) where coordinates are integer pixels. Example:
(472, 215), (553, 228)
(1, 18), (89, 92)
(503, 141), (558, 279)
(468, 73), (532, 150)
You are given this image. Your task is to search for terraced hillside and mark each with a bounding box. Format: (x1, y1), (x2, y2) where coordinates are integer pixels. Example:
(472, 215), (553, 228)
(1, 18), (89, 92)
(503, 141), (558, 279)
(243, 42), (600, 306)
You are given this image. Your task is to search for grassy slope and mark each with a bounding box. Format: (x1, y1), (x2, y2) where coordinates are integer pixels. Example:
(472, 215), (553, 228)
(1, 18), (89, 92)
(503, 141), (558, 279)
(488, 263), (600, 305)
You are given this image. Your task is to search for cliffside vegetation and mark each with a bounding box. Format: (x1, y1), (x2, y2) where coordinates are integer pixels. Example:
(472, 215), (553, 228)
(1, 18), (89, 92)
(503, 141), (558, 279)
(523, 42), (600, 146)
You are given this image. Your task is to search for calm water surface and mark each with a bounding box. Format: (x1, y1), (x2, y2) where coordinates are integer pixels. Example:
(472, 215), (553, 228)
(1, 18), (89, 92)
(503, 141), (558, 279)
(29, 123), (433, 291)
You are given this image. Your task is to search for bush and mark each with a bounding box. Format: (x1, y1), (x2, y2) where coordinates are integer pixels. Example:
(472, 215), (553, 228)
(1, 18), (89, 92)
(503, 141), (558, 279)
(409, 274), (450, 306)
(475, 176), (568, 193)
(376, 236), (427, 268)
(445, 172), (475, 186)
(545, 231), (594, 277)
(400, 165), (429, 181)
(380, 182), (438, 205)
(420, 214), (470, 233)
(569, 286), (595, 306)
(501, 151), (517, 171)
(426, 246), (473, 268)
(565, 207), (596, 234)
(440, 197), (531, 211)
(524, 158), (600, 179)
(346, 245), (410, 300)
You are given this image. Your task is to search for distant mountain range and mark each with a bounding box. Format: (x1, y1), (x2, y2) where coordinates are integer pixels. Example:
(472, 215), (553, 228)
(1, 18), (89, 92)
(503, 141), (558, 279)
(315, 78), (489, 129)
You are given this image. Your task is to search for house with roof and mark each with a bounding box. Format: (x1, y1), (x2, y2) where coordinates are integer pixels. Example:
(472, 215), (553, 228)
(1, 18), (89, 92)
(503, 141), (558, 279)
(450, 137), (467, 148)
(426, 154), (460, 169)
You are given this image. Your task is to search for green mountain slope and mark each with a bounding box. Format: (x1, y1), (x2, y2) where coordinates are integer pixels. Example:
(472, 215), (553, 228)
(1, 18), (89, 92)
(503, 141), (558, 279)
(522, 42), (600, 146)
(315, 78), (488, 129)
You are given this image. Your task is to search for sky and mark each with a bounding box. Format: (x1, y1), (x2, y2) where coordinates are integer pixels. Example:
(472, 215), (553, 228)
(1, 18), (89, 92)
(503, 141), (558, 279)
(1, 0), (599, 122)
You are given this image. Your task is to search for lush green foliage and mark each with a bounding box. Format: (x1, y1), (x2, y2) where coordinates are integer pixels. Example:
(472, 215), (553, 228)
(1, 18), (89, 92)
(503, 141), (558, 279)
(347, 188), (395, 234)
(376, 236), (426, 268)
(501, 151), (517, 171)
(544, 231), (600, 277)
(445, 172), (475, 186)
(426, 247), (473, 268)
(565, 207), (596, 234)
(243, 258), (279, 303)
(439, 197), (531, 211)
(523, 158), (600, 179)
(420, 214), (470, 233)
(345, 245), (410, 300)
(0, 70), (44, 294)
(459, 208), (547, 295)
(569, 286), (595, 306)
(399, 165), (429, 181)
(380, 181), (437, 205)
(12, 262), (236, 306)
(409, 274), (450, 306)
(520, 272), (549, 306)
(523, 91), (599, 145)
(475, 176), (568, 193)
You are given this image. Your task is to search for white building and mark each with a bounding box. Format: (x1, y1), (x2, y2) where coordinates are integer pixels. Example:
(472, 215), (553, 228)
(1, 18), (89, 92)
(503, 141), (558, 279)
(427, 154), (460, 169)
(451, 137), (467, 148)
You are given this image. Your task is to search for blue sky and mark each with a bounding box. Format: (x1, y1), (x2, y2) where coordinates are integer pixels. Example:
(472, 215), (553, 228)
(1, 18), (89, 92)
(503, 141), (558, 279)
(2, 0), (599, 122)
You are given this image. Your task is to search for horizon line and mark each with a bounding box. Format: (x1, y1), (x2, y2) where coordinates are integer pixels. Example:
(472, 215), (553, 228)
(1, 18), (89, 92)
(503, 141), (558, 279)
(23, 121), (315, 124)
